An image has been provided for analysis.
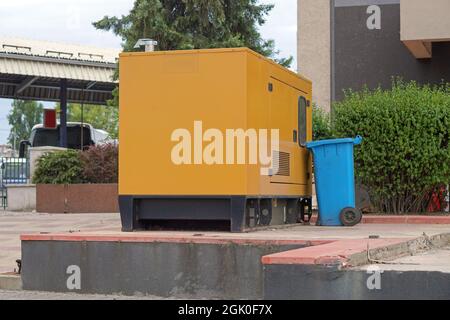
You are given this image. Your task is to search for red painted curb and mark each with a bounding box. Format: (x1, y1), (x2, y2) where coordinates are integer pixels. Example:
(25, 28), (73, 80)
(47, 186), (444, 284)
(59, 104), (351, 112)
(261, 238), (411, 266)
(309, 215), (450, 225)
(20, 233), (332, 247)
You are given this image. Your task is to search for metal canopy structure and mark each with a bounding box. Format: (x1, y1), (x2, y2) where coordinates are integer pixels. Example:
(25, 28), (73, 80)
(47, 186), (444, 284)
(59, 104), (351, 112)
(0, 37), (119, 105)
(0, 37), (120, 147)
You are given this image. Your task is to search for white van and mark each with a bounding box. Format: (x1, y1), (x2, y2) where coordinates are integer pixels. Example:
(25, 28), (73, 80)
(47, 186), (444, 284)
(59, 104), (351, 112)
(19, 122), (116, 157)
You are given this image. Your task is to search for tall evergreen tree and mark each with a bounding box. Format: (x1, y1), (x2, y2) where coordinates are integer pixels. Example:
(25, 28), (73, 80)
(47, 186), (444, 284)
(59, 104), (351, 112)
(93, 0), (292, 67)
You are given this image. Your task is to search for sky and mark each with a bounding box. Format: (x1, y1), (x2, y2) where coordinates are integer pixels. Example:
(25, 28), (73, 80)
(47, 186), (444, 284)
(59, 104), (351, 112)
(0, 0), (297, 144)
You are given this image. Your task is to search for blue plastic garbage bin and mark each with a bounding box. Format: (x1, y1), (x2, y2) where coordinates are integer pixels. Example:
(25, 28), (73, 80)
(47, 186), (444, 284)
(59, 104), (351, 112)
(306, 136), (363, 226)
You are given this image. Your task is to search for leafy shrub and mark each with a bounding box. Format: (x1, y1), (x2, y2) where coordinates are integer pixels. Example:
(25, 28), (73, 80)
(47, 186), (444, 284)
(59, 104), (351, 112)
(333, 80), (450, 213)
(312, 104), (333, 140)
(80, 143), (118, 184)
(33, 150), (84, 184)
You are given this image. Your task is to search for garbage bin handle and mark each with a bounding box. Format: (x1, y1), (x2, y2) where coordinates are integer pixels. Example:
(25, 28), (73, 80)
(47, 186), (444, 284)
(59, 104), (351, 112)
(353, 135), (363, 146)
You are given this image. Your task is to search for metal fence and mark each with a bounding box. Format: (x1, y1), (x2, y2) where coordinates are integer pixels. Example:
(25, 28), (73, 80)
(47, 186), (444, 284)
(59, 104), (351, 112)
(0, 157), (30, 209)
(0, 186), (6, 209)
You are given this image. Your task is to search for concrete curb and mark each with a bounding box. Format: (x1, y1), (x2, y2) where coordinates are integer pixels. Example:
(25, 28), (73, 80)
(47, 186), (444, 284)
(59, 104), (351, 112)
(262, 232), (450, 268)
(310, 215), (450, 225)
(20, 233), (333, 247)
(348, 232), (450, 266)
(0, 274), (22, 290)
(261, 238), (411, 266)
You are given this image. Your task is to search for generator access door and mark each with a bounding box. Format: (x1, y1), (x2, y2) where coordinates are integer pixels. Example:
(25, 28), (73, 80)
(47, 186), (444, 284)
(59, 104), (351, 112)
(269, 78), (309, 186)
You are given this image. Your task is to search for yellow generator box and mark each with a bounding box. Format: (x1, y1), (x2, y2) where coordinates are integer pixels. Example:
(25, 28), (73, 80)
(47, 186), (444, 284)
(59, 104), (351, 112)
(119, 48), (312, 232)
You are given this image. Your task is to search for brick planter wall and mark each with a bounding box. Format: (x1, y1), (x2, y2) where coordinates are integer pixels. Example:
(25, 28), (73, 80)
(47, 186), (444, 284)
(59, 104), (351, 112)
(36, 184), (119, 213)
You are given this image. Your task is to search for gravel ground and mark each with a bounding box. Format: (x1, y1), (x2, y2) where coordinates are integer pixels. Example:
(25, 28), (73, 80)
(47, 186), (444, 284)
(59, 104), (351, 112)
(0, 289), (165, 300)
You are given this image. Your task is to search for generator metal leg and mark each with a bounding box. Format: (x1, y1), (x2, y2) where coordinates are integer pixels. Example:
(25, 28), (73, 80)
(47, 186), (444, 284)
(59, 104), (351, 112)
(119, 196), (146, 232)
(230, 197), (247, 232)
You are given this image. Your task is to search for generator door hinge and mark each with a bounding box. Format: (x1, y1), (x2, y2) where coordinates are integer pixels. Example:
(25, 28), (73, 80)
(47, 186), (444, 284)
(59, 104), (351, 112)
(268, 83), (273, 92)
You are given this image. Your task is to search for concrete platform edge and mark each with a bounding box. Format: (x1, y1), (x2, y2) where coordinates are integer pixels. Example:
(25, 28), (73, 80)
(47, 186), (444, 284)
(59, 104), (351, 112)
(0, 274), (22, 291)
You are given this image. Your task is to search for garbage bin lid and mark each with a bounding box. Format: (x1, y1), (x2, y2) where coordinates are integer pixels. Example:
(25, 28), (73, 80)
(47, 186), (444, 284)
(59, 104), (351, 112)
(306, 136), (362, 149)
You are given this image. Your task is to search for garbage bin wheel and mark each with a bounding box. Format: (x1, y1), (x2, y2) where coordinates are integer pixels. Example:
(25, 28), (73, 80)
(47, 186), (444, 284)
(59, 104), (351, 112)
(339, 207), (362, 227)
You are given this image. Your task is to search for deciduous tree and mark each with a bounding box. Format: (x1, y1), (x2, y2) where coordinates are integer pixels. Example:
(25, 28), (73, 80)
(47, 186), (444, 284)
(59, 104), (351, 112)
(7, 100), (43, 150)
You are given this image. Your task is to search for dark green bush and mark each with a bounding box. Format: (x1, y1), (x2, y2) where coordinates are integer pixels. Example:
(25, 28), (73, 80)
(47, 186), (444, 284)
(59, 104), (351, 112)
(312, 104), (333, 140)
(80, 144), (118, 184)
(333, 80), (450, 213)
(33, 150), (84, 184)
(33, 144), (119, 184)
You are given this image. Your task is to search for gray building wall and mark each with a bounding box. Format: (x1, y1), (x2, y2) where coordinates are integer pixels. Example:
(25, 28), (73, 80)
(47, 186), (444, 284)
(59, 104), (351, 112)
(298, 0), (450, 111)
(333, 1), (450, 102)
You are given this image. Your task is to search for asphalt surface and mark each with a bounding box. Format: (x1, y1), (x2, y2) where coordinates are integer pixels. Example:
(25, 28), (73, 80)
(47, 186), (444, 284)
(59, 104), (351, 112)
(0, 289), (164, 300)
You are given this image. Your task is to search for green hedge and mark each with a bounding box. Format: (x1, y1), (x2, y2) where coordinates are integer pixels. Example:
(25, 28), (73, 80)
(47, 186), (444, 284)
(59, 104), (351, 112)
(333, 80), (450, 213)
(33, 144), (118, 185)
(312, 104), (333, 141)
(33, 150), (84, 184)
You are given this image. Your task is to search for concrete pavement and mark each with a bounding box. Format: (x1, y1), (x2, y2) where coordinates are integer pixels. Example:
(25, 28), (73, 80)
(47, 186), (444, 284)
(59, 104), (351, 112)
(2, 211), (450, 275)
(358, 247), (450, 272)
(2, 211), (450, 299)
(0, 211), (120, 273)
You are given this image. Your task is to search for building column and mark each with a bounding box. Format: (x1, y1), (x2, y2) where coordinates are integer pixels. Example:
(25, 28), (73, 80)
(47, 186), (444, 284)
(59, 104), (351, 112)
(59, 79), (67, 148)
(297, 0), (332, 112)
